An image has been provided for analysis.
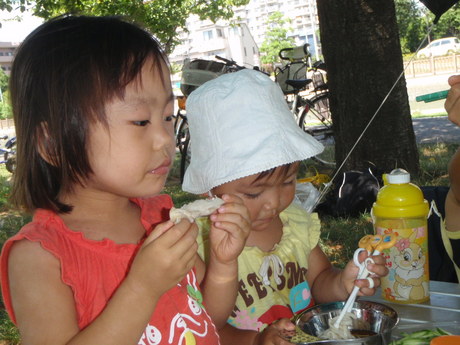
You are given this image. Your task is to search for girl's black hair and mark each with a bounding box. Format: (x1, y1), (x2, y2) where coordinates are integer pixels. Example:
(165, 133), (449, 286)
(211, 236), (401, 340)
(253, 163), (297, 183)
(9, 15), (167, 213)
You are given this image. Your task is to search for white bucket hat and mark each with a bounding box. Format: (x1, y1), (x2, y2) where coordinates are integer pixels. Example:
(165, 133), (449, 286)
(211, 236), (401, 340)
(182, 69), (324, 194)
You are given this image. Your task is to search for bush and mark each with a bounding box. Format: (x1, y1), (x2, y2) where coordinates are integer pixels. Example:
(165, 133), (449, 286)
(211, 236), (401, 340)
(0, 91), (12, 120)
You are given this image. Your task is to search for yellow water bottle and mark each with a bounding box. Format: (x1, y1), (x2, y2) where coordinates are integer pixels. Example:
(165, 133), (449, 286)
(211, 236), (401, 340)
(372, 168), (430, 304)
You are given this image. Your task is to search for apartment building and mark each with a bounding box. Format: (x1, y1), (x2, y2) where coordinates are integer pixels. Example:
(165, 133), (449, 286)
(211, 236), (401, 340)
(235, 0), (320, 57)
(171, 20), (259, 68)
(169, 0), (320, 71)
(0, 41), (18, 76)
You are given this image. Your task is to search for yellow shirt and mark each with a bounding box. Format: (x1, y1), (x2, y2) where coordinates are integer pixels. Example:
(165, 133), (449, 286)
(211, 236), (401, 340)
(442, 219), (460, 282)
(197, 202), (321, 331)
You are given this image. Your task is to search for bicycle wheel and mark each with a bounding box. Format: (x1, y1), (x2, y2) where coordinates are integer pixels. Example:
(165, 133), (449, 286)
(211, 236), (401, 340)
(180, 136), (191, 183)
(299, 93), (331, 130)
(176, 116), (189, 154)
(299, 94), (335, 167)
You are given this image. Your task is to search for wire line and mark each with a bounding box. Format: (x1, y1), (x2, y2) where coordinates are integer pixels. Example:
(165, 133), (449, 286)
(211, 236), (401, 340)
(313, 22), (436, 210)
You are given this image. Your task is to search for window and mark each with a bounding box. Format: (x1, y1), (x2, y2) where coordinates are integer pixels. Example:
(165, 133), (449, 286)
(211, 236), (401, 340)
(203, 30), (214, 40)
(216, 29), (223, 38)
(230, 26), (240, 36)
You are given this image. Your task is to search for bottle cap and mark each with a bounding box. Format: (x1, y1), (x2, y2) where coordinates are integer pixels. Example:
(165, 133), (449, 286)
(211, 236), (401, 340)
(387, 168), (410, 184)
(372, 168), (429, 218)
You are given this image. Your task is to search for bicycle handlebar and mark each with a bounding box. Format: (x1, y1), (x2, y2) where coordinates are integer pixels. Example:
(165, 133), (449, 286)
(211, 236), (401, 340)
(215, 55), (269, 75)
(215, 55), (243, 69)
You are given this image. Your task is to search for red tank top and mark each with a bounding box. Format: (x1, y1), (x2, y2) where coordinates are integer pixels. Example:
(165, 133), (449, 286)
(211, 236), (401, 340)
(1, 195), (220, 345)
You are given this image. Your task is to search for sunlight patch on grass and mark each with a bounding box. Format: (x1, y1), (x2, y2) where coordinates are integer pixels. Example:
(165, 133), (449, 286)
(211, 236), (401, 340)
(319, 214), (374, 269)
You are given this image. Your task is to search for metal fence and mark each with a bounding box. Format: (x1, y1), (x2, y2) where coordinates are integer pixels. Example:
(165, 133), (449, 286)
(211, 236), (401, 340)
(405, 54), (460, 78)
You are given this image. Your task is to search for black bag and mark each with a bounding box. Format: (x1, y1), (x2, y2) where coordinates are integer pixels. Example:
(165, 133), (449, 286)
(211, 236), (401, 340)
(315, 168), (382, 218)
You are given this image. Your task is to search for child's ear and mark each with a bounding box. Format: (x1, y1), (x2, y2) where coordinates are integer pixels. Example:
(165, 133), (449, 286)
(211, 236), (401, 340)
(36, 122), (57, 166)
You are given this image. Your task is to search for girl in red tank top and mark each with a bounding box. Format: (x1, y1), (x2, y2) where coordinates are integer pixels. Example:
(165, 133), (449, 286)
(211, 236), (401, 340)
(0, 15), (251, 345)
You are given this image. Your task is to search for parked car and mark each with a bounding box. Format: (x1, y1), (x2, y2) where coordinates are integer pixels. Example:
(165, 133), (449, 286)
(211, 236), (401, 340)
(417, 37), (460, 58)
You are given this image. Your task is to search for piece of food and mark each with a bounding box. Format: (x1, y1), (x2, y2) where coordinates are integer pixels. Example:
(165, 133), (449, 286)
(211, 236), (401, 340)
(169, 197), (224, 224)
(430, 335), (460, 345)
(391, 328), (452, 345)
(318, 312), (355, 340)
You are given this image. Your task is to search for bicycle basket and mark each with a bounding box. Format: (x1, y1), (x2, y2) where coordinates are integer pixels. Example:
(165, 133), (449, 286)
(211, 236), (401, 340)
(275, 61), (307, 94)
(279, 44), (310, 61)
(180, 58), (228, 96)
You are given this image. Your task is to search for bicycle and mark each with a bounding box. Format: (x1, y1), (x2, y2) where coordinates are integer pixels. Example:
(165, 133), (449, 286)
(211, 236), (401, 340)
(174, 94), (188, 153)
(275, 45), (334, 166)
(0, 135), (17, 173)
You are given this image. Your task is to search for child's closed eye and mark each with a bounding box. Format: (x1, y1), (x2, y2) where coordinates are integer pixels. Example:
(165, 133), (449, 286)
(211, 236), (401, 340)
(132, 120), (151, 127)
(244, 192), (261, 199)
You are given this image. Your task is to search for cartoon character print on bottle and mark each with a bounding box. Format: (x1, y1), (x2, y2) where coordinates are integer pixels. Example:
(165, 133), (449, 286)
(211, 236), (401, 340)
(375, 225), (430, 304)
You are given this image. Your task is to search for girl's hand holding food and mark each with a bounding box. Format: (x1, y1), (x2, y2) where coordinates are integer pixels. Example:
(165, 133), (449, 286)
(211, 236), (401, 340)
(127, 220), (198, 297)
(208, 193), (251, 265)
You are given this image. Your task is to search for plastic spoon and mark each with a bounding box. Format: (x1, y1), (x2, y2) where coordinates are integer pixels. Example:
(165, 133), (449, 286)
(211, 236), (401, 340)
(333, 234), (396, 329)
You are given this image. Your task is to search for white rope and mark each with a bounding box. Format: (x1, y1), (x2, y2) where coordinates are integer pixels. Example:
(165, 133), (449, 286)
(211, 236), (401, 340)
(428, 199), (443, 219)
(313, 22), (436, 210)
(259, 254), (284, 286)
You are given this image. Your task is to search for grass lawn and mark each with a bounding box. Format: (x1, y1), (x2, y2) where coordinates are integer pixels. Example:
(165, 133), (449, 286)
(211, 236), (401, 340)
(0, 141), (457, 343)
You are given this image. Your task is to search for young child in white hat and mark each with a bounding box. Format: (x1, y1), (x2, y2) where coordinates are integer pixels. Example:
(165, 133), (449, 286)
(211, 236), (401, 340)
(183, 69), (388, 344)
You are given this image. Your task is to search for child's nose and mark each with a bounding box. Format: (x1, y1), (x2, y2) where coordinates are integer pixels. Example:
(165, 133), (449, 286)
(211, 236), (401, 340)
(152, 123), (174, 150)
(263, 189), (281, 211)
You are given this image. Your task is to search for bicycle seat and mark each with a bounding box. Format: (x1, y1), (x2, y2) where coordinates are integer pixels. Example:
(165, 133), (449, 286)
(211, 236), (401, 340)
(285, 78), (312, 91)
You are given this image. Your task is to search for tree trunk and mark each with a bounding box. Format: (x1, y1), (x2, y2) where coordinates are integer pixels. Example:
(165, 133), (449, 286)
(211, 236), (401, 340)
(316, 0), (420, 176)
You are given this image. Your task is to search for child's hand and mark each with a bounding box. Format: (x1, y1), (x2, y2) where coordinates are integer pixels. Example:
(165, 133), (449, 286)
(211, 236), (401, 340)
(208, 193), (251, 265)
(253, 318), (296, 345)
(128, 220), (198, 297)
(342, 251), (388, 296)
(446, 74), (460, 126)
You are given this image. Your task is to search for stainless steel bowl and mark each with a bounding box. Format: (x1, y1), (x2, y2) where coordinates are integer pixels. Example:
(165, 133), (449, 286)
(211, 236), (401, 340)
(293, 300), (399, 345)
